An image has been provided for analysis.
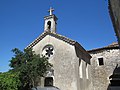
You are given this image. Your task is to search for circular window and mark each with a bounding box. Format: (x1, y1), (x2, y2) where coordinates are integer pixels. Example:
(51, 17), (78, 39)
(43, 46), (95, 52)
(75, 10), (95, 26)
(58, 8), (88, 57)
(42, 45), (54, 58)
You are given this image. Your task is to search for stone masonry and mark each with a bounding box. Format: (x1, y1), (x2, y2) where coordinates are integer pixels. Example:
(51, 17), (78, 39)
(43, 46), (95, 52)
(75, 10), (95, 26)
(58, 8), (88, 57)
(88, 43), (120, 90)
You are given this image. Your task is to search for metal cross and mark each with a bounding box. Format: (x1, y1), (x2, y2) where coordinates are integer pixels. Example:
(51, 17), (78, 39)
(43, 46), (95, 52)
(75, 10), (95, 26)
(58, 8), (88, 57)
(48, 7), (54, 15)
(45, 47), (53, 57)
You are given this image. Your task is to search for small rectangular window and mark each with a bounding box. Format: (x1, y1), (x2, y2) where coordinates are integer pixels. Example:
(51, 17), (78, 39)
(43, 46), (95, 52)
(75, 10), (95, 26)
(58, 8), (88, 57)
(98, 58), (104, 65)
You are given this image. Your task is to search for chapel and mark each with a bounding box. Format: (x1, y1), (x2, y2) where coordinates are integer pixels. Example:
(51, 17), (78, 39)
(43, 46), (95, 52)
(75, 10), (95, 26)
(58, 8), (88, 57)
(27, 7), (92, 90)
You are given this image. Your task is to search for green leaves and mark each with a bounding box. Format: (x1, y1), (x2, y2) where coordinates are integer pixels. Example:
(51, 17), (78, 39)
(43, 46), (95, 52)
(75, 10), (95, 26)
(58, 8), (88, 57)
(0, 48), (52, 89)
(0, 71), (21, 90)
(0, 48), (53, 90)
(9, 48), (52, 89)
(19, 54), (52, 88)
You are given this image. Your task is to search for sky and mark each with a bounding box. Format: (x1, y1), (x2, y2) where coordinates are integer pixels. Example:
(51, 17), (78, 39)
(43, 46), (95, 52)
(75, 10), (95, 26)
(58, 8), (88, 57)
(0, 0), (117, 72)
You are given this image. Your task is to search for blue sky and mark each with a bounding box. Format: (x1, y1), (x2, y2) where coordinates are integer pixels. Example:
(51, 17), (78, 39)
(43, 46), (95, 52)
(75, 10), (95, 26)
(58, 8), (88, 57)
(0, 0), (116, 72)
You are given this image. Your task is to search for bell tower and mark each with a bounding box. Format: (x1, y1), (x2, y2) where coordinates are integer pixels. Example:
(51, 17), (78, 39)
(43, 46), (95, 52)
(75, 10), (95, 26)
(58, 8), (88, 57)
(44, 7), (58, 33)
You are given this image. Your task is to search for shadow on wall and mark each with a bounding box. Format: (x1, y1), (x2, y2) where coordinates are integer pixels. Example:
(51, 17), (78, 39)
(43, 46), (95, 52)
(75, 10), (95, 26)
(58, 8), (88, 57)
(107, 64), (120, 90)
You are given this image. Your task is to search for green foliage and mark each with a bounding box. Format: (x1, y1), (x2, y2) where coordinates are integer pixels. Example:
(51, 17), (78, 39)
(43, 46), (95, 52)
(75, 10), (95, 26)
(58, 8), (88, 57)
(9, 48), (52, 88)
(0, 48), (52, 90)
(0, 71), (21, 90)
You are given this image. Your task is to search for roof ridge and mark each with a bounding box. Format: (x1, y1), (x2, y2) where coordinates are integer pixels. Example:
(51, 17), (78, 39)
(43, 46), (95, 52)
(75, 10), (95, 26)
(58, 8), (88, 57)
(26, 31), (76, 49)
(88, 42), (119, 52)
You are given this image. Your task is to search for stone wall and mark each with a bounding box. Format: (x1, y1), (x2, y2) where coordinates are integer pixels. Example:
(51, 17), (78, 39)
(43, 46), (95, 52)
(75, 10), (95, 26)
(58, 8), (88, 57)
(89, 49), (120, 90)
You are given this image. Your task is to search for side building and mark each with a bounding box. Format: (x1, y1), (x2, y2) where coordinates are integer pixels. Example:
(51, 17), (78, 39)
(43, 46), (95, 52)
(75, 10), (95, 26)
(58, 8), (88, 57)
(108, 0), (120, 47)
(88, 42), (120, 90)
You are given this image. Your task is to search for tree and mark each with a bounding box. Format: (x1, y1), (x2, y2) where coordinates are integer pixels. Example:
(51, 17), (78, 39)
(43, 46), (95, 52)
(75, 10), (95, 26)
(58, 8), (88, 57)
(9, 48), (52, 89)
(0, 71), (21, 90)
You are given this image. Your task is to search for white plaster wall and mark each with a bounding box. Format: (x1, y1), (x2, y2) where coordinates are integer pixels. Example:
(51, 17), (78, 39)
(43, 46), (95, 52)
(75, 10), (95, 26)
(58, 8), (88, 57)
(32, 35), (79, 90)
(78, 60), (93, 90)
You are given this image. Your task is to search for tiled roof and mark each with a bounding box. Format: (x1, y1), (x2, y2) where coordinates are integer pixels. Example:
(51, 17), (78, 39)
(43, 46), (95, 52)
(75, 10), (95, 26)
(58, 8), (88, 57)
(26, 31), (76, 49)
(88, 42), (119, 52)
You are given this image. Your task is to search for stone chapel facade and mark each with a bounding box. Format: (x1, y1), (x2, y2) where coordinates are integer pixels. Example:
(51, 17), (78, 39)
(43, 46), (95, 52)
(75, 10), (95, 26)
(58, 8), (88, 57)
(27, 7), (120, 90)
(27, 8), (92, 90)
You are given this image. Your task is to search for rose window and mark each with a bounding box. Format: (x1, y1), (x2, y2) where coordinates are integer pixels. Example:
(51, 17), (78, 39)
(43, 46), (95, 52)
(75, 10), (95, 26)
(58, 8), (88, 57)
(42, 45), (54, 58)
